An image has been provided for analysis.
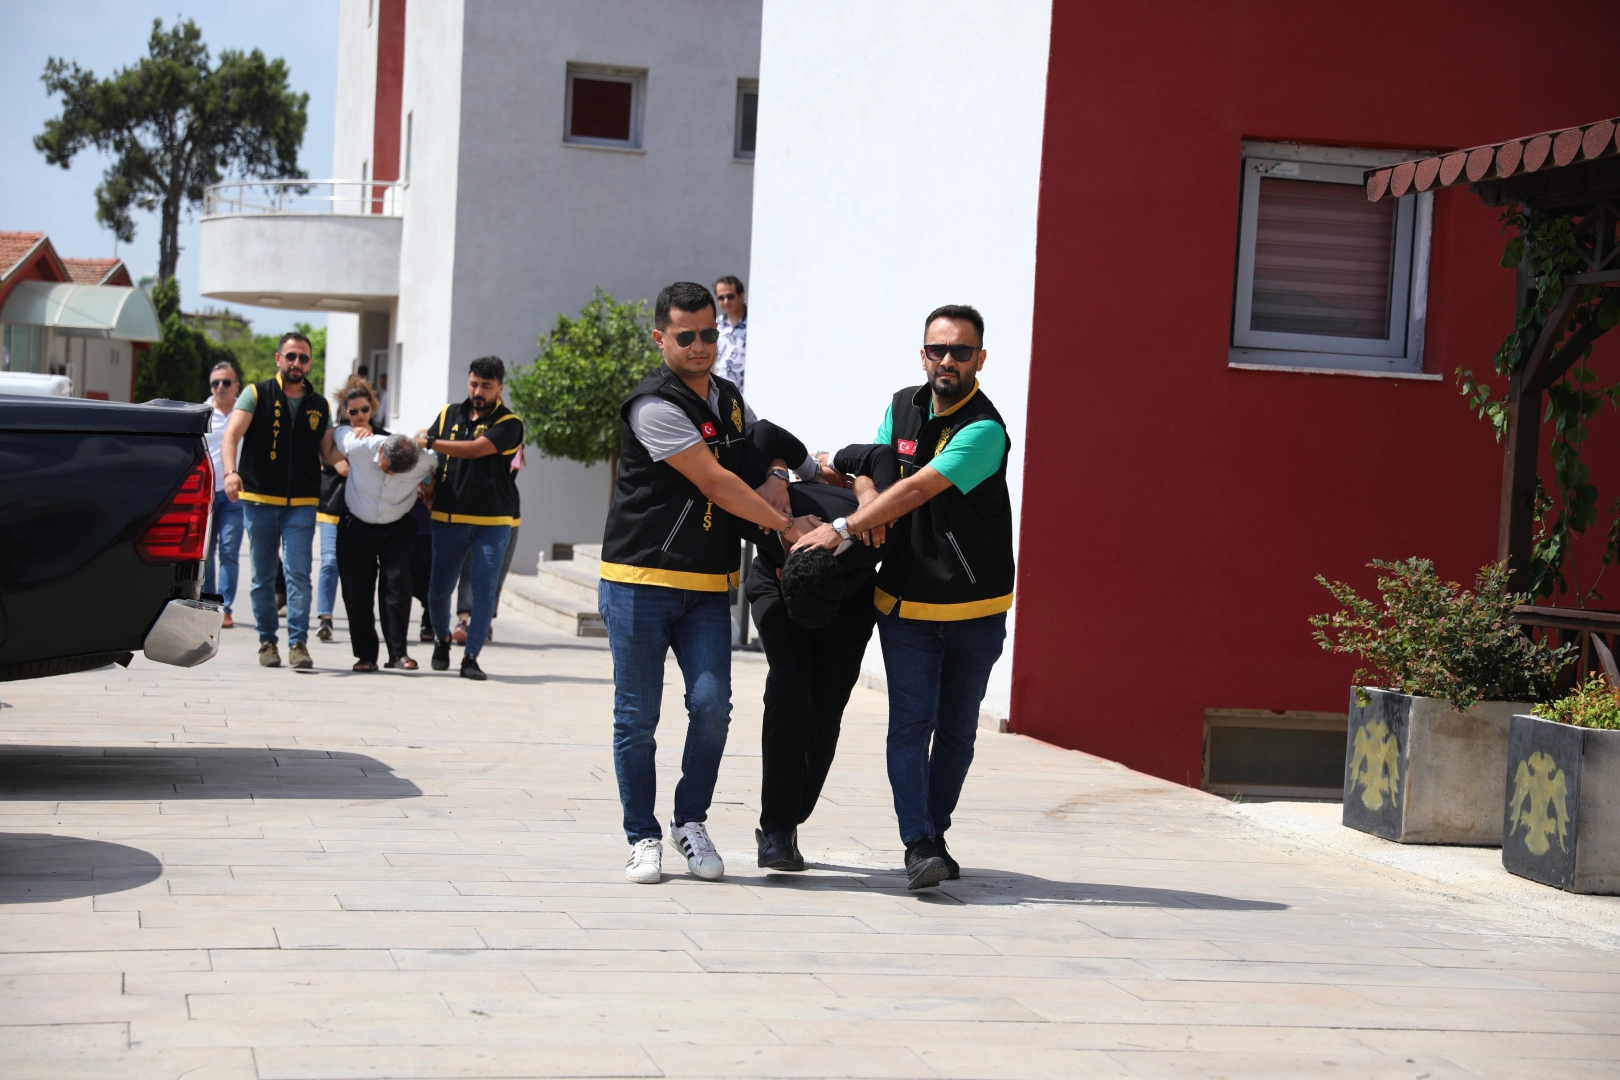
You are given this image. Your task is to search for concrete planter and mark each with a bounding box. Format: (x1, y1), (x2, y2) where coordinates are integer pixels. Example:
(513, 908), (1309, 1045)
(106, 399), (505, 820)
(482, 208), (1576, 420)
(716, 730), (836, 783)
(1342, 688), (1528, 844)
(1502, 714), (1620, 894)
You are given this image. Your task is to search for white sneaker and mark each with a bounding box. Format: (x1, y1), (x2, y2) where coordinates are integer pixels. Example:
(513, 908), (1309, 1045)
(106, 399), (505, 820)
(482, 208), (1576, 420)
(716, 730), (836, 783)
(625, 838), (662, 884)
(669, 820), (724, 880)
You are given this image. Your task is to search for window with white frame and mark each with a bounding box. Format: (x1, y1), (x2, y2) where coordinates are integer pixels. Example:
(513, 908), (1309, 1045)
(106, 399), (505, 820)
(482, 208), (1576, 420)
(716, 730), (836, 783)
(735, 79), (758, 160)
(1230, 141), (1433, 375)
(564, 64), (645, 150)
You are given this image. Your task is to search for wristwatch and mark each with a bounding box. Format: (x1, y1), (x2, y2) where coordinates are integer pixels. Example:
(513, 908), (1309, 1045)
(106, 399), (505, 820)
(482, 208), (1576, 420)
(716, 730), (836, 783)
(768, 467), (793, 483)
(425, 435), (437, 452)
(831, 517), (852, 541)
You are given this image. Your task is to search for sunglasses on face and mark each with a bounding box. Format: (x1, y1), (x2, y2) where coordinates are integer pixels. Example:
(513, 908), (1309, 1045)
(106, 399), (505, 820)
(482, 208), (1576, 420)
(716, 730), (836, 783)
(348, 406), (372, 416)
(282, 352), (312, 364)
(671, 328), (720, 348)
(716, 292), (740, 302)
(924, 343), (978, 363)
(210, 379), (236, 389)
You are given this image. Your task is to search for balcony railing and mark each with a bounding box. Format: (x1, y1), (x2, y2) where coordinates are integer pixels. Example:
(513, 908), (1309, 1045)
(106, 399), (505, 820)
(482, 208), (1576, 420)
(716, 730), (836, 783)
(204, 179), (405, 218)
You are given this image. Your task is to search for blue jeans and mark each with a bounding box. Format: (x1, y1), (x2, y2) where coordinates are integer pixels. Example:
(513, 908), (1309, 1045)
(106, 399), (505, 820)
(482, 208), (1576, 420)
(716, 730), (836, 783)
(878, 608), (1007, 845)
(598, 579), (732, 843)
(204, 490), (243, 613)
(317, 520), (340, 617)
(428, 522), (511, 657)
(242, 503), (316, 647)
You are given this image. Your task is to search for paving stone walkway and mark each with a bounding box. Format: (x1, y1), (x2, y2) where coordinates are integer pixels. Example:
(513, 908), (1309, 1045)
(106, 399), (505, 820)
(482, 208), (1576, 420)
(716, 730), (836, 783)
(2, 587), (1619, 1079)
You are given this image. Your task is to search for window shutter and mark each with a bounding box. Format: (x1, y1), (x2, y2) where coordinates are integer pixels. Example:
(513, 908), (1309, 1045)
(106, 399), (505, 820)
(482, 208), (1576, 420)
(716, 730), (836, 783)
(1250, 177), (1396, 339)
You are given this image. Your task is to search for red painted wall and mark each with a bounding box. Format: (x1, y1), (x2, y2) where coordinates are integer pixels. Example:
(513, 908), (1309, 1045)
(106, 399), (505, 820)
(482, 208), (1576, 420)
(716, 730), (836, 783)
(1014, 0), (1620, 786)
(370, 0), (407, 210)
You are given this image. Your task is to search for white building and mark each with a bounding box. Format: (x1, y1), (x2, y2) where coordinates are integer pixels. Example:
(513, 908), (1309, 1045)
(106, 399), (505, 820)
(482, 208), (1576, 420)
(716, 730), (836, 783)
(201, 0), (762, 569)
(745, 0), (1052, 716)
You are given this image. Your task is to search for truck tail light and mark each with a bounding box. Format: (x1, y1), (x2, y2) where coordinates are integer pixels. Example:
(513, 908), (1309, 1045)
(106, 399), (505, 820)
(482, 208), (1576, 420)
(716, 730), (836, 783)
(137, 454), (213, 563)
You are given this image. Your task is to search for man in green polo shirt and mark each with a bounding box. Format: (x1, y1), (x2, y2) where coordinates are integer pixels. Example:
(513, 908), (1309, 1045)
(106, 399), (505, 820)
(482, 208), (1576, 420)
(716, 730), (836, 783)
(795, 303), (1015, 890)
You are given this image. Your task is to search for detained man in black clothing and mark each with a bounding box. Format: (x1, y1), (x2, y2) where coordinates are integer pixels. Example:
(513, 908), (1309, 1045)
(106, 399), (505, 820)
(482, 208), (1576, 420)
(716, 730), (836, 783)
(738, 426), (898, 869)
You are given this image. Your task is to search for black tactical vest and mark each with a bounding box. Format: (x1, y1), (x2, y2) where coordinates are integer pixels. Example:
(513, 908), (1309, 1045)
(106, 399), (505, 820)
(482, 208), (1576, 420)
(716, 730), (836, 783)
(238, 376), (330, 506)
(599, 367), (749, 591)
(874, 383), (1015, 620)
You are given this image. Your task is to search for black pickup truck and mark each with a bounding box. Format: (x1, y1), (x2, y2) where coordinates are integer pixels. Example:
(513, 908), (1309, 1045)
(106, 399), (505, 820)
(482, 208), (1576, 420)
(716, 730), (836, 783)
(0, 394), (224, 681)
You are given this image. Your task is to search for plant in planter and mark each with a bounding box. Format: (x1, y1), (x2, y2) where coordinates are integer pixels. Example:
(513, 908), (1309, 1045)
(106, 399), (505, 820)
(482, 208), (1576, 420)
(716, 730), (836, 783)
(1311, 558), (1572, 844)
(1505, 676), (1620, 893)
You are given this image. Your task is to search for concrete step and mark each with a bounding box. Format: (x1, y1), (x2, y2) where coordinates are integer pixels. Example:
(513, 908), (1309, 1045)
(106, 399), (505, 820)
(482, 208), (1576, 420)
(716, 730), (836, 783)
(500, 573), (605, 637)
(570, 544), (602, 577)
(536, 560), (600, 607)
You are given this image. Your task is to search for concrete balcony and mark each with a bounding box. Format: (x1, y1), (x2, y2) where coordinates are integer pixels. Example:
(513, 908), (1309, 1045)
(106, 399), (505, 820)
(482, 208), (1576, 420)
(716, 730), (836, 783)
(199, 181), (402, 312)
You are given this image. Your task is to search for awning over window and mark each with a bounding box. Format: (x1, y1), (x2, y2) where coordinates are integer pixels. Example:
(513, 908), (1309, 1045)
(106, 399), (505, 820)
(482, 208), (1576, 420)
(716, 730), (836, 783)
(0, 281), (162, 342)
(1367, 117), (1618, 203)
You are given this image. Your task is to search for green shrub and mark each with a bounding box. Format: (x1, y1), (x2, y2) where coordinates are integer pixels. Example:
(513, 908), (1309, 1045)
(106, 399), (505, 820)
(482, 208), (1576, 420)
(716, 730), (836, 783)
(1537, 675), (1620, 730)
(1311, 558), (1573, 712)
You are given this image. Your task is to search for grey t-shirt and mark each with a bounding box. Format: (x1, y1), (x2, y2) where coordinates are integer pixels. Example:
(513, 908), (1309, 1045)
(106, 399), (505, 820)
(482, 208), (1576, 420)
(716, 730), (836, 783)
(627, 381), (818, 480)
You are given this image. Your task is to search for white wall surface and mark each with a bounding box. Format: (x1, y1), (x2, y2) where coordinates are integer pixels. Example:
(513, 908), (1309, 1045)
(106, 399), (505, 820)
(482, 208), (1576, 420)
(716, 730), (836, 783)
(747, 0), (1051, 716)
(199, 215), (401, 307)
(325, 0), (378, 399)
(443, 0), (762, 571)
(391, 0), (465, 437)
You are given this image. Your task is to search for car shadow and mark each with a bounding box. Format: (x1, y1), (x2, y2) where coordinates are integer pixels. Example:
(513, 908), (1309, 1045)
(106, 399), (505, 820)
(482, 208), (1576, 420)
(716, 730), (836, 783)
(756, 861), (1288, 911)
(0, 746), (422, 801)
(0, 832), (162, 904)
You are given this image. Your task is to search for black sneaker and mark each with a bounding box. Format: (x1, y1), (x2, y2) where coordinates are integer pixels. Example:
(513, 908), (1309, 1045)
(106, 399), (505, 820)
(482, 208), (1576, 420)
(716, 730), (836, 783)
(756, 828), (805, 871)
(419, 619), (434, 643)
(431, 638), (452, 671)
(460, 655), (486, 681)
(904, 838), (949, 891)
(937, 835), (961, 880)
(316, 616), (333, 642)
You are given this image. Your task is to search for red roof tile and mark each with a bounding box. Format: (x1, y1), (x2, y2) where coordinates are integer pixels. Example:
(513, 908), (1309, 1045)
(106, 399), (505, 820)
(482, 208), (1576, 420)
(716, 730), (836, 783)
(0, 231), (47, 280)
(61, 257), (125, 285)
(1367, 117), (1619, 201)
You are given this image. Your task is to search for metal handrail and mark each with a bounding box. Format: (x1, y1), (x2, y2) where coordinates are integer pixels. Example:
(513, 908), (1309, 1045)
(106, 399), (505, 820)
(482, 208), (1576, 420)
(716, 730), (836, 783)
(203, 179), (406, 218)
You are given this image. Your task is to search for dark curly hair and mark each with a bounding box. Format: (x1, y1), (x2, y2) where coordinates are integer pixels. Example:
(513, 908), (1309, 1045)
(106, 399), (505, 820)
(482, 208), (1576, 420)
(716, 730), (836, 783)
(781, 546), (843, 629)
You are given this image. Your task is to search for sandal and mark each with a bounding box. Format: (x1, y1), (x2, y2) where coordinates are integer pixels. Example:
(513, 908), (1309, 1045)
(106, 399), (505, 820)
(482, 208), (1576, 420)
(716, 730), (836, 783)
(384, 656), (419, 670)
(352, 660), (377, 672)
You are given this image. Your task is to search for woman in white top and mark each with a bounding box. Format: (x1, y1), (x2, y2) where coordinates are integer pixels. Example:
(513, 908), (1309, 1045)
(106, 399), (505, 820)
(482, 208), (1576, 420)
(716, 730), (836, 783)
(332, 385), (437, 670)
(203, 361), (244, 628)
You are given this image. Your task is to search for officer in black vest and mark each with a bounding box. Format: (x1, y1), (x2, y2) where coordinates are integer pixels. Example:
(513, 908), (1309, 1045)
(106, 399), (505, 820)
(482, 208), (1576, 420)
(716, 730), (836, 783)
(795, 304), (1015, 890)
(600, 281), (798, 886)
(221, 332), (342, 671)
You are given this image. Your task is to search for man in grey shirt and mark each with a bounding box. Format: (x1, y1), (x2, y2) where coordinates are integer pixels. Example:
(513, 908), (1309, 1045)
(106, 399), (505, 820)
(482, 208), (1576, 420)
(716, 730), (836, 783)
(627, 383), (820, 483)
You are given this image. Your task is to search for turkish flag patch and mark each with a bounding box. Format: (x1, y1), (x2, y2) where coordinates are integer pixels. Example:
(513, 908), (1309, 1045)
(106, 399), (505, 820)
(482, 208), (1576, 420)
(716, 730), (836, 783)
(700, 422), (717, 438)
(898, 439), (917, 455)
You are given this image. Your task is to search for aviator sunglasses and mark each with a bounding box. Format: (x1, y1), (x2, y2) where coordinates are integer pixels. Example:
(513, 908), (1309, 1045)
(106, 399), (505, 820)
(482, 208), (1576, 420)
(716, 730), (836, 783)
(209, 378), (236, 388)
(347, 404), (372, 417)
(924, 343), (979, 363)
(670, 328), (720, 348)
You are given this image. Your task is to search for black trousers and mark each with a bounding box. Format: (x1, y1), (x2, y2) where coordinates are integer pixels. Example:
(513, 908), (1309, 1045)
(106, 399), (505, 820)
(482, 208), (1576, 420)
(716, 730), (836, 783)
(751, 587), (877, 835)
(338, 514), (416, 663)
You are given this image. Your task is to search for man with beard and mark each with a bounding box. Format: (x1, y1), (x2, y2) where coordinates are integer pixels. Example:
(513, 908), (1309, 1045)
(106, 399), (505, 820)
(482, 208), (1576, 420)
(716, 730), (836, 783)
(794, 304), (1015, 890)
(416, 356), (524, 681)
(222, 332), (342, 671)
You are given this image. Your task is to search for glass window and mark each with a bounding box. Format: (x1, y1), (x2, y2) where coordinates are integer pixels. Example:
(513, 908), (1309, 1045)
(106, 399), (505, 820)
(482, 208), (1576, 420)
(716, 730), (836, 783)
(1230, 142), (1433, 375)
(565, 66), (644, 149)
(735, 80), (758, 160)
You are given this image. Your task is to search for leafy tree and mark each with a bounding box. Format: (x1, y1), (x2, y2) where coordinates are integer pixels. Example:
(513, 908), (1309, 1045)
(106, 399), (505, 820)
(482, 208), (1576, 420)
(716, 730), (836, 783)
(221, 320), (324, 390)
(35, 18), (307, 281)
(507, 290), (663, 486)
(136, 278), (233, 402)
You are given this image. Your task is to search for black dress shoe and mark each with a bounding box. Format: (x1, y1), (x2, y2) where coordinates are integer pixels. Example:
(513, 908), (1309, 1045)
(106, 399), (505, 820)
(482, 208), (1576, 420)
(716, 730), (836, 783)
(756, 828), (805, 871)
(937, 835), (961, 880)
(431, 638), (452, 671)
(419, 621), (435, 643)
(904, 838), (949, 891)
(460, 655), (486, 680)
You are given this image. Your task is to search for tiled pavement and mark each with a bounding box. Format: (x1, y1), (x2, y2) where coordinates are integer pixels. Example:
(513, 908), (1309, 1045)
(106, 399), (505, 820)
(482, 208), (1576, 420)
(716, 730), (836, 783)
(2, 588), (1619, 1079)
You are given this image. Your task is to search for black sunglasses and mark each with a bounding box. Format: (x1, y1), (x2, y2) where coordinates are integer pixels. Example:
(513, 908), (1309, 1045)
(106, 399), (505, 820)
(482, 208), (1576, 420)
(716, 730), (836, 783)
(716, 292), (740, 302)
(347, 405), (372, 416)
(671, 328), (720, 348)
(924, 343), (978, 363)
(209, 378), (236, 388)
(282, 352), (312, 364)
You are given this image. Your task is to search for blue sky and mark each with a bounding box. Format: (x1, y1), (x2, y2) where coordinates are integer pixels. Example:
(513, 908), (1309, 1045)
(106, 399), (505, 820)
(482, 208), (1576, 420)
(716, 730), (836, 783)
(0, 0), (339, 335)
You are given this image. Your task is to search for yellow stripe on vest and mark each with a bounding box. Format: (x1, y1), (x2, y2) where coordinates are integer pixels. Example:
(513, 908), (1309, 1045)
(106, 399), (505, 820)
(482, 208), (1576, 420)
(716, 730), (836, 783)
(599, 561), (737, 592)
(239, 491), (320, 508)
(431, 512), (517, 526)
(873, 586), (1013, 622)
(315, 512), (341, 525)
